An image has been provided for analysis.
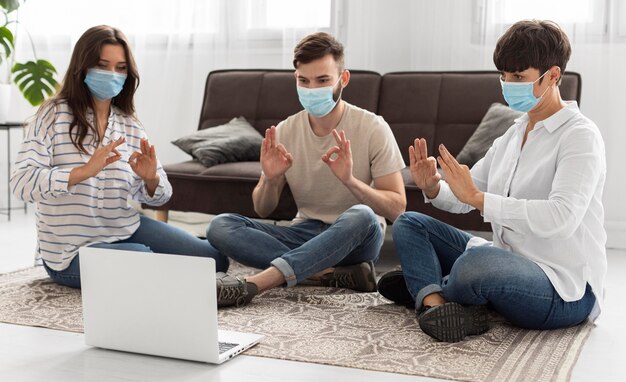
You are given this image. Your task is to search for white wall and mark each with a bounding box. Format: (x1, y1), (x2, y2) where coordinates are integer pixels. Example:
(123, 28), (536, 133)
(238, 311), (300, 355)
(340, 0), (626, 248)
(1, 0), (624, 247)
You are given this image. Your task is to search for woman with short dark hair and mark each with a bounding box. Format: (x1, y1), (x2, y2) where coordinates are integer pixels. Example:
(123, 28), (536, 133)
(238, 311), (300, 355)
(378, 20), (606, 342)
(11, 25), (227, 288)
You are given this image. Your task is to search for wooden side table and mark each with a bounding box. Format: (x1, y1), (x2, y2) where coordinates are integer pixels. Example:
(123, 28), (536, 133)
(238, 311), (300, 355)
(0, 122), (28, 221)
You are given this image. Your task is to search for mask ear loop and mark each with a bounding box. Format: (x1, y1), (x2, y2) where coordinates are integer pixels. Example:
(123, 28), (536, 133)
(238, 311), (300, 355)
(334, 71), (345, 102)
(535, 68), (556, 100)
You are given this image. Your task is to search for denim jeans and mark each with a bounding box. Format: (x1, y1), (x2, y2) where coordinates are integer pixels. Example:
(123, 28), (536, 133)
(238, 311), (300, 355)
(43, 215), (228, 288)
(392, 211), (596, 330)
(206, 204), (384, 287)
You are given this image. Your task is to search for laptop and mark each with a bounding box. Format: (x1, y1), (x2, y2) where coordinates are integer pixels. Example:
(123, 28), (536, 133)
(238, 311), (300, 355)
(79, 247), (263, 364)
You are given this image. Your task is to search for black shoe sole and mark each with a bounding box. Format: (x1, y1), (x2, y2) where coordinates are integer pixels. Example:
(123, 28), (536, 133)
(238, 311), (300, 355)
(377, 270), (414, 308)
(418, 302), (489, 342)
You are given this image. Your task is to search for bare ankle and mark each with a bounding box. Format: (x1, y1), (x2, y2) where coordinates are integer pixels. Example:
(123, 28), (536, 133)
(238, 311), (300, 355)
(309, 267), (334, 281)
(422, 292), (446, 307)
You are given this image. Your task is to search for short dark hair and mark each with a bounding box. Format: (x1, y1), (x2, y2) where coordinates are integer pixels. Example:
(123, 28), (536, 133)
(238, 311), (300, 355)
(293, 32), (344, 71)
(493, 20), (571, 83)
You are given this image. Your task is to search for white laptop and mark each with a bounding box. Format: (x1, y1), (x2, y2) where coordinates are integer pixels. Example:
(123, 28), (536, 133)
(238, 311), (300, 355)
(79, 247), (263, 364)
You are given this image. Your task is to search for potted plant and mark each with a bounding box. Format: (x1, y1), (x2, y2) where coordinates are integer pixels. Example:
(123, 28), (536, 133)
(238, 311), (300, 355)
(0, 0), (58, 122)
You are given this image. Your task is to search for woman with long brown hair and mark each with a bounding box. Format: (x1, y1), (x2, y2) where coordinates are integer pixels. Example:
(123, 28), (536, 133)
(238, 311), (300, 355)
(10, 25), (228, 288)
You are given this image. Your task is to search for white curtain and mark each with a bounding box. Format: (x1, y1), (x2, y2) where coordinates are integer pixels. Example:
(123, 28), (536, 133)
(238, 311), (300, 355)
(4, 0), (625, 247)
(5, 0), (335, 165)
(341, 0), (626, 247)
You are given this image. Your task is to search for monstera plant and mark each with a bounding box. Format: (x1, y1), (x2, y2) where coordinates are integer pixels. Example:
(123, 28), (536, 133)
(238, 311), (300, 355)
(1, 0), (57, 106)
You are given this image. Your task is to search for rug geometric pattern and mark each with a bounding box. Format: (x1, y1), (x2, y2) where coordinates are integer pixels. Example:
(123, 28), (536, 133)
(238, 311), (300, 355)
(0, 266), (591, 381)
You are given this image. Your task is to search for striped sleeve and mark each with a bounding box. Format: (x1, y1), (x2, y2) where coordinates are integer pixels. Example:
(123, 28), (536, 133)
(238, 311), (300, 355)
(10, 104), (75, 203)
(127, 121), (172, 206)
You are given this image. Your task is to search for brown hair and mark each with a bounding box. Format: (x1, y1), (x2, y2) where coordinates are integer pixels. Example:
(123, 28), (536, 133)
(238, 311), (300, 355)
(493, 20), (571, 84)
(52, 25), (139, 153)
(292, 32), (344, 72)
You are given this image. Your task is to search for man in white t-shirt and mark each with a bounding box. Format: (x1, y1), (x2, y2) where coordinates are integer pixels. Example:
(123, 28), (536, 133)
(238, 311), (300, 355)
(206, 32), (406, 308)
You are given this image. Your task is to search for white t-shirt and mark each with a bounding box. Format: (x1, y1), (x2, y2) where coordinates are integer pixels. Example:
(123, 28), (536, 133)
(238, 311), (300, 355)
(276, 102), (406, 228)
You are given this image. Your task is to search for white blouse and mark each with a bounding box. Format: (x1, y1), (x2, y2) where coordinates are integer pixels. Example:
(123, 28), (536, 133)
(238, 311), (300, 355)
(428, 102), (606, 320)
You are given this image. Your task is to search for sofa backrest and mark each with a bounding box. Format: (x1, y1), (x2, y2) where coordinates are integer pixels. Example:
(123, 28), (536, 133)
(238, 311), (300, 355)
(198, 69), (581, 164)
(380, 71), (581, 163)
(198, 69), (381, 135)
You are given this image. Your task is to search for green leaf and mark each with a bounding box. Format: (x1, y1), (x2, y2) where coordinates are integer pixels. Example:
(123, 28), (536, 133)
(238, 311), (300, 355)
(11, 59), (58, 106)
(0, 26), (13, 65)
(0, 0), (20, 13)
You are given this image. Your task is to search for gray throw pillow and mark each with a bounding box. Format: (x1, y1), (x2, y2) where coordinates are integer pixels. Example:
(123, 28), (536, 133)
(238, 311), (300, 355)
(172, 117), (263, 167)
(456, 103), (523, 167)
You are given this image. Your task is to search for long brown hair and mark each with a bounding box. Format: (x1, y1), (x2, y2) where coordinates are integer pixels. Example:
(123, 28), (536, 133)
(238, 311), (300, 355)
(55, 25), (140, 153)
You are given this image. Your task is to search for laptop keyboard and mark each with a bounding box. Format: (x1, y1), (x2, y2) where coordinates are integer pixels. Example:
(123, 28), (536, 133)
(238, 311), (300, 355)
(218, 341), (239, 354)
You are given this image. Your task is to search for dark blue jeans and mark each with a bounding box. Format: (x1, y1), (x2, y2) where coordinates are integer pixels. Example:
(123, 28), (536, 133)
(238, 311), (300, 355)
(44, 215), (228, 288)
(392, 212), (595, 330)
(206, 205), (384, 287)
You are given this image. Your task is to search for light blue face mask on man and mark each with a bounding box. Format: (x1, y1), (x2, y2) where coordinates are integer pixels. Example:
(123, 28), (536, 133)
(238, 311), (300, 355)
(296, 75), (343, 118)
(500, 70), (551, 113)
(84, 68), (127, 100)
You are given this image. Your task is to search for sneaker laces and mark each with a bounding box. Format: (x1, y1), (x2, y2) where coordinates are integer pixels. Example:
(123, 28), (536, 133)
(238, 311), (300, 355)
(331, 272), (356, 288)
(218, 279), (248, 307)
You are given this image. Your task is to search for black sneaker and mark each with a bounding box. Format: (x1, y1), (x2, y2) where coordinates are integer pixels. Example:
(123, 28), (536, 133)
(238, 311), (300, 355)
(418, 302), (489, 342)
(320, 261), (377, 292)
(216, 272), (258, 308)
(376, 270), (414, 308)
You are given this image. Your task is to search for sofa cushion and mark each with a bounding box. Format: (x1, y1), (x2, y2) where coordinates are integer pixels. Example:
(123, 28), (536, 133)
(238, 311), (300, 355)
(456, 103), (522, 167)
(171, 117), (263, 167)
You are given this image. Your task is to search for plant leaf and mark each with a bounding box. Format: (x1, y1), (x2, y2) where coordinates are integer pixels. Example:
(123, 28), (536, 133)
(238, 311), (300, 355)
(11, 59), (58, 106)
(0, 0), (20, 13)
(0, 26), (13, 65)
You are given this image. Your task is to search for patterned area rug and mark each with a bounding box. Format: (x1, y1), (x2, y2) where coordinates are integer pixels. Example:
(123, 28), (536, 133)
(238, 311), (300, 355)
(0, 266), (591, 381)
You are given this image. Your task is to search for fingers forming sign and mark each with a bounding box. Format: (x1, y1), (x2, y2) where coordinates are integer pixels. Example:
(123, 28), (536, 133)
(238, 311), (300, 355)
(261, 126), (293, 180)
(408, 138), (441, 194)
(129, 138), (158, 181)
(436, 144), (480, 205)
(84, 137), (126, 177)
(321, 129), (353, 184)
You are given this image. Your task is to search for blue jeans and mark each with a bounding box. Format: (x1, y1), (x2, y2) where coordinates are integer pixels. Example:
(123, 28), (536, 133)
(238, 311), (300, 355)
(43, 215), (228, 288)
(392, 212), (596, 330)
(206, 204), (384, 287)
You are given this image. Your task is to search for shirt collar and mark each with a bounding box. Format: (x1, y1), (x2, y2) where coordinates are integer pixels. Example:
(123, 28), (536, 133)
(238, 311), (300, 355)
(513, 101), (579, 133)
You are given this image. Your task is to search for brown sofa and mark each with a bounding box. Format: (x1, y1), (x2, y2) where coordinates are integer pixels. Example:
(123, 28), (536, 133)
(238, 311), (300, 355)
(146, 69), (581, 232)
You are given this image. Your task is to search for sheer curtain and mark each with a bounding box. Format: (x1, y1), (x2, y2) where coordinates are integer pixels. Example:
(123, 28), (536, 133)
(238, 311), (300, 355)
(341, 0), (625, 247)
(4, 0), (625, 247)
(6, 0), (335, 164)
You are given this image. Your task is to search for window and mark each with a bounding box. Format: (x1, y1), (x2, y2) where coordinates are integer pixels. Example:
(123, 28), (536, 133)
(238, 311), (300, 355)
(472, 0), (613, 44)
(247, 0), (332, 30)
(15, 0), (335, 43)
(17, 0), (220, 36)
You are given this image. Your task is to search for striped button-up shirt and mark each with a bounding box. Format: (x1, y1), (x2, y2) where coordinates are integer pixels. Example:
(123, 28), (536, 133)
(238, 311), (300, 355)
(10, 100), (172, 271)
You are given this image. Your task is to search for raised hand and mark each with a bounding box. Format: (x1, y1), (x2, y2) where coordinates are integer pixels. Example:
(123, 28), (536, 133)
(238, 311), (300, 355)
(437, 144), (482, 207)
(83, 137), (125, 178)
(129, 138), (158, 182)
(261, 126), (293, 180)
(321, 129), (353, 184)
(409, 138), (441, 196)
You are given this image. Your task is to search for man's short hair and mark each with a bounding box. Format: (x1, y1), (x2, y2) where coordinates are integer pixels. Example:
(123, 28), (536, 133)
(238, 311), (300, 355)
(293, 32), (344, 71)
(493, 20), (571, 83)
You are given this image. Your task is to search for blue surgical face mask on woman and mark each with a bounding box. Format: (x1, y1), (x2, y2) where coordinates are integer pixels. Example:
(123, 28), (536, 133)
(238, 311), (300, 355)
(500, 70), (551, 113)
(297, 74), (343, 118)
(84, 68), (127, 100)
